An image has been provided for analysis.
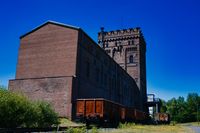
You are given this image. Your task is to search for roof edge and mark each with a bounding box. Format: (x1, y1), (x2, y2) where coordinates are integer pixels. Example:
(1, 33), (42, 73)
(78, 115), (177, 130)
(20, 20), (80, 39)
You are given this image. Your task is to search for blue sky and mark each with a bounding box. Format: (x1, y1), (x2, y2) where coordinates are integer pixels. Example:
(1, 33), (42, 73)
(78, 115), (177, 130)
(0, 0), (200, 101)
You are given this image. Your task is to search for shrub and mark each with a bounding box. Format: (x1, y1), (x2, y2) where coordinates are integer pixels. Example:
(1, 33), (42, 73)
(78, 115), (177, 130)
(35, 101), (60, 127)
(0, 88), (31, 127)
(0, 87), (59, 128)
(91, 126), (98, 133)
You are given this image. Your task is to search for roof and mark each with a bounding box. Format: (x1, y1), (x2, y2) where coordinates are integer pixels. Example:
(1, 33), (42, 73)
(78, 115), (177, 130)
(20, 20), (80, 39)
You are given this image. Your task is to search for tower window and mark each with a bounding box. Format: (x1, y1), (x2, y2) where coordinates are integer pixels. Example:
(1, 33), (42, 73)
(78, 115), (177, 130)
(128, 41), (131, 45)
(115, 42), (118, 46)
(129, 55), (133, 63)
(132, 40), (134, 45)
(105, 49), (111, 54)
(105, 42), (108, 47)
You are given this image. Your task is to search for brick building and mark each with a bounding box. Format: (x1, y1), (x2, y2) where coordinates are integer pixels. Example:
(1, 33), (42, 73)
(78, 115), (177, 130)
(98, 27), (147, 111)
(9, 21), (146, 120)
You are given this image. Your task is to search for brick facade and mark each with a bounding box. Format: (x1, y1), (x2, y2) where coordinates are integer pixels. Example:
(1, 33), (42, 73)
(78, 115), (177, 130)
(98, 28), (147, 111)
(9, 21), (146, 119)
(9, 76), (74, 118)
(76, 31), (140, 108)
(9, 22), (79, 119)
(16, 23), (78, 79)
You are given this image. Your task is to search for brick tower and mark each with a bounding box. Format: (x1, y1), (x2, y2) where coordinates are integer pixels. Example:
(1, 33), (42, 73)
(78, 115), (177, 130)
(98, 27), (147, 111)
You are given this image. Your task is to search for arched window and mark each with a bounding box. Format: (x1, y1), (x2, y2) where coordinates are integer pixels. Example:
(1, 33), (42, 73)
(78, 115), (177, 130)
(129, 55), (133, 63)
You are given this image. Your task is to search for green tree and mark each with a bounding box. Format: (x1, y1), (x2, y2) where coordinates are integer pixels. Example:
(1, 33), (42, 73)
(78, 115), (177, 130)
(0, 86), (59, 128)
(175, 97), (187, 122)
(160, 99), (167, 113)
(186, 93), (199, 122)
(165, 93), (200, 123)
(166, 98), (178, 122)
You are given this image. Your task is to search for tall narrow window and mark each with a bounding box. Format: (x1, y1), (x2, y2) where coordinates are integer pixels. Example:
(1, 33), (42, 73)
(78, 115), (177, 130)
(86, 61), (90, 78)
(132, 40), (134, 45)
(129, 55), (133, 63)
(115, 42), (118, 46)
(96, 68), (99, 82)
(105, 42), (108, 47)
(128, 41), (131, 45)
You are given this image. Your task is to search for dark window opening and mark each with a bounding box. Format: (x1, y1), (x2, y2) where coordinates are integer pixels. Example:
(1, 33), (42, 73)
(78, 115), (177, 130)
(128, 41), (131, 45)
(105, 49), (111, 54)
(86, 61), (90, 78)
(105, 42), (108, 47)
(129, 55), (133, 63)
(96, 68), (100, 82)
(132, 40), (134, 45)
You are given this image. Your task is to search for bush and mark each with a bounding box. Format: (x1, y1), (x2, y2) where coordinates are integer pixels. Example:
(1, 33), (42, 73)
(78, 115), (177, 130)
(35, 101), (60, 127)
(91, 126), (98, 133)
(0, 87), (59, 128)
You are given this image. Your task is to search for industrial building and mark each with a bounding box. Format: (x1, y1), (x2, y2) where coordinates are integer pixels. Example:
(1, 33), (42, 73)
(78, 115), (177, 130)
(9, 21), (147, 120)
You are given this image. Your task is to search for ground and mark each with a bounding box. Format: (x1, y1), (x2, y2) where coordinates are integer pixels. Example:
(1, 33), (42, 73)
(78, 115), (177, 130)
(98, 124), (194, 133)
(60, 119), (200, 133)
(59, 118), (85, 127)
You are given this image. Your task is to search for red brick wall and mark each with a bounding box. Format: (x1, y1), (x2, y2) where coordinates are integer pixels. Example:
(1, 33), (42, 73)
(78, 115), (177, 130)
(9, 76), (74, 118)
(9, 23), (79, 119)
(16, 23), (78, 79)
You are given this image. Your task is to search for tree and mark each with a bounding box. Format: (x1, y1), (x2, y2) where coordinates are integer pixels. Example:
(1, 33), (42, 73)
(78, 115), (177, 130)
(160, 99), (167, 113)
(0, 86), (59, 128)
(165, 93), (200, 123)
(186, 93), (199, 122)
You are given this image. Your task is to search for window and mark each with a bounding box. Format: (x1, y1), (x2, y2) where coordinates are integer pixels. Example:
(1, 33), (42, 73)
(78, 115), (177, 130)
(96, 68), (99, 82)
(126, 47), (137, 52)
(105, 49), (111, 54)
(129, 55), (133, 63)
(100, 65), (103, 84)
(86, 61), (90, 78)
(104, 74), (107, 86)
(128, 41), (131, 45)
(132, 40), (134, 45)
(115, 42), (118, 46)
(105, 42), (108, 47)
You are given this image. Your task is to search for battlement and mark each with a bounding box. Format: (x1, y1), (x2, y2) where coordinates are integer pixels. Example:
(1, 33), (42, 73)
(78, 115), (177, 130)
(98, 27), (143, 42)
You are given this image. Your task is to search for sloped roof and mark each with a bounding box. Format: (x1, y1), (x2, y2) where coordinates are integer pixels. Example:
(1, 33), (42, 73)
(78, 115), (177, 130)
(20, 20), (80, 39)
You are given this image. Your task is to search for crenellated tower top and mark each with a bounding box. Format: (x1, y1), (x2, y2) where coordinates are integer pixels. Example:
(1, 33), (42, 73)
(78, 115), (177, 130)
(98, 27), (143, 43)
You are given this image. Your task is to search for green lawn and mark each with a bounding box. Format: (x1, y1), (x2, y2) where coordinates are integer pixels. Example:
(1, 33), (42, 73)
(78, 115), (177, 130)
(178, 122), (200, 127)
(59, 119), (197, 133)
(59, 118), (85, 127)
(99, 124), (194, 133)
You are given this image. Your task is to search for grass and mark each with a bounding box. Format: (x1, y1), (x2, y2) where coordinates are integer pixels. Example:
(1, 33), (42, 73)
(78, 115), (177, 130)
(178, 122), (200, 126)
(59, 118), (85, 127)
(99, 123), (194, 133)
(58, 119), (197, 133)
